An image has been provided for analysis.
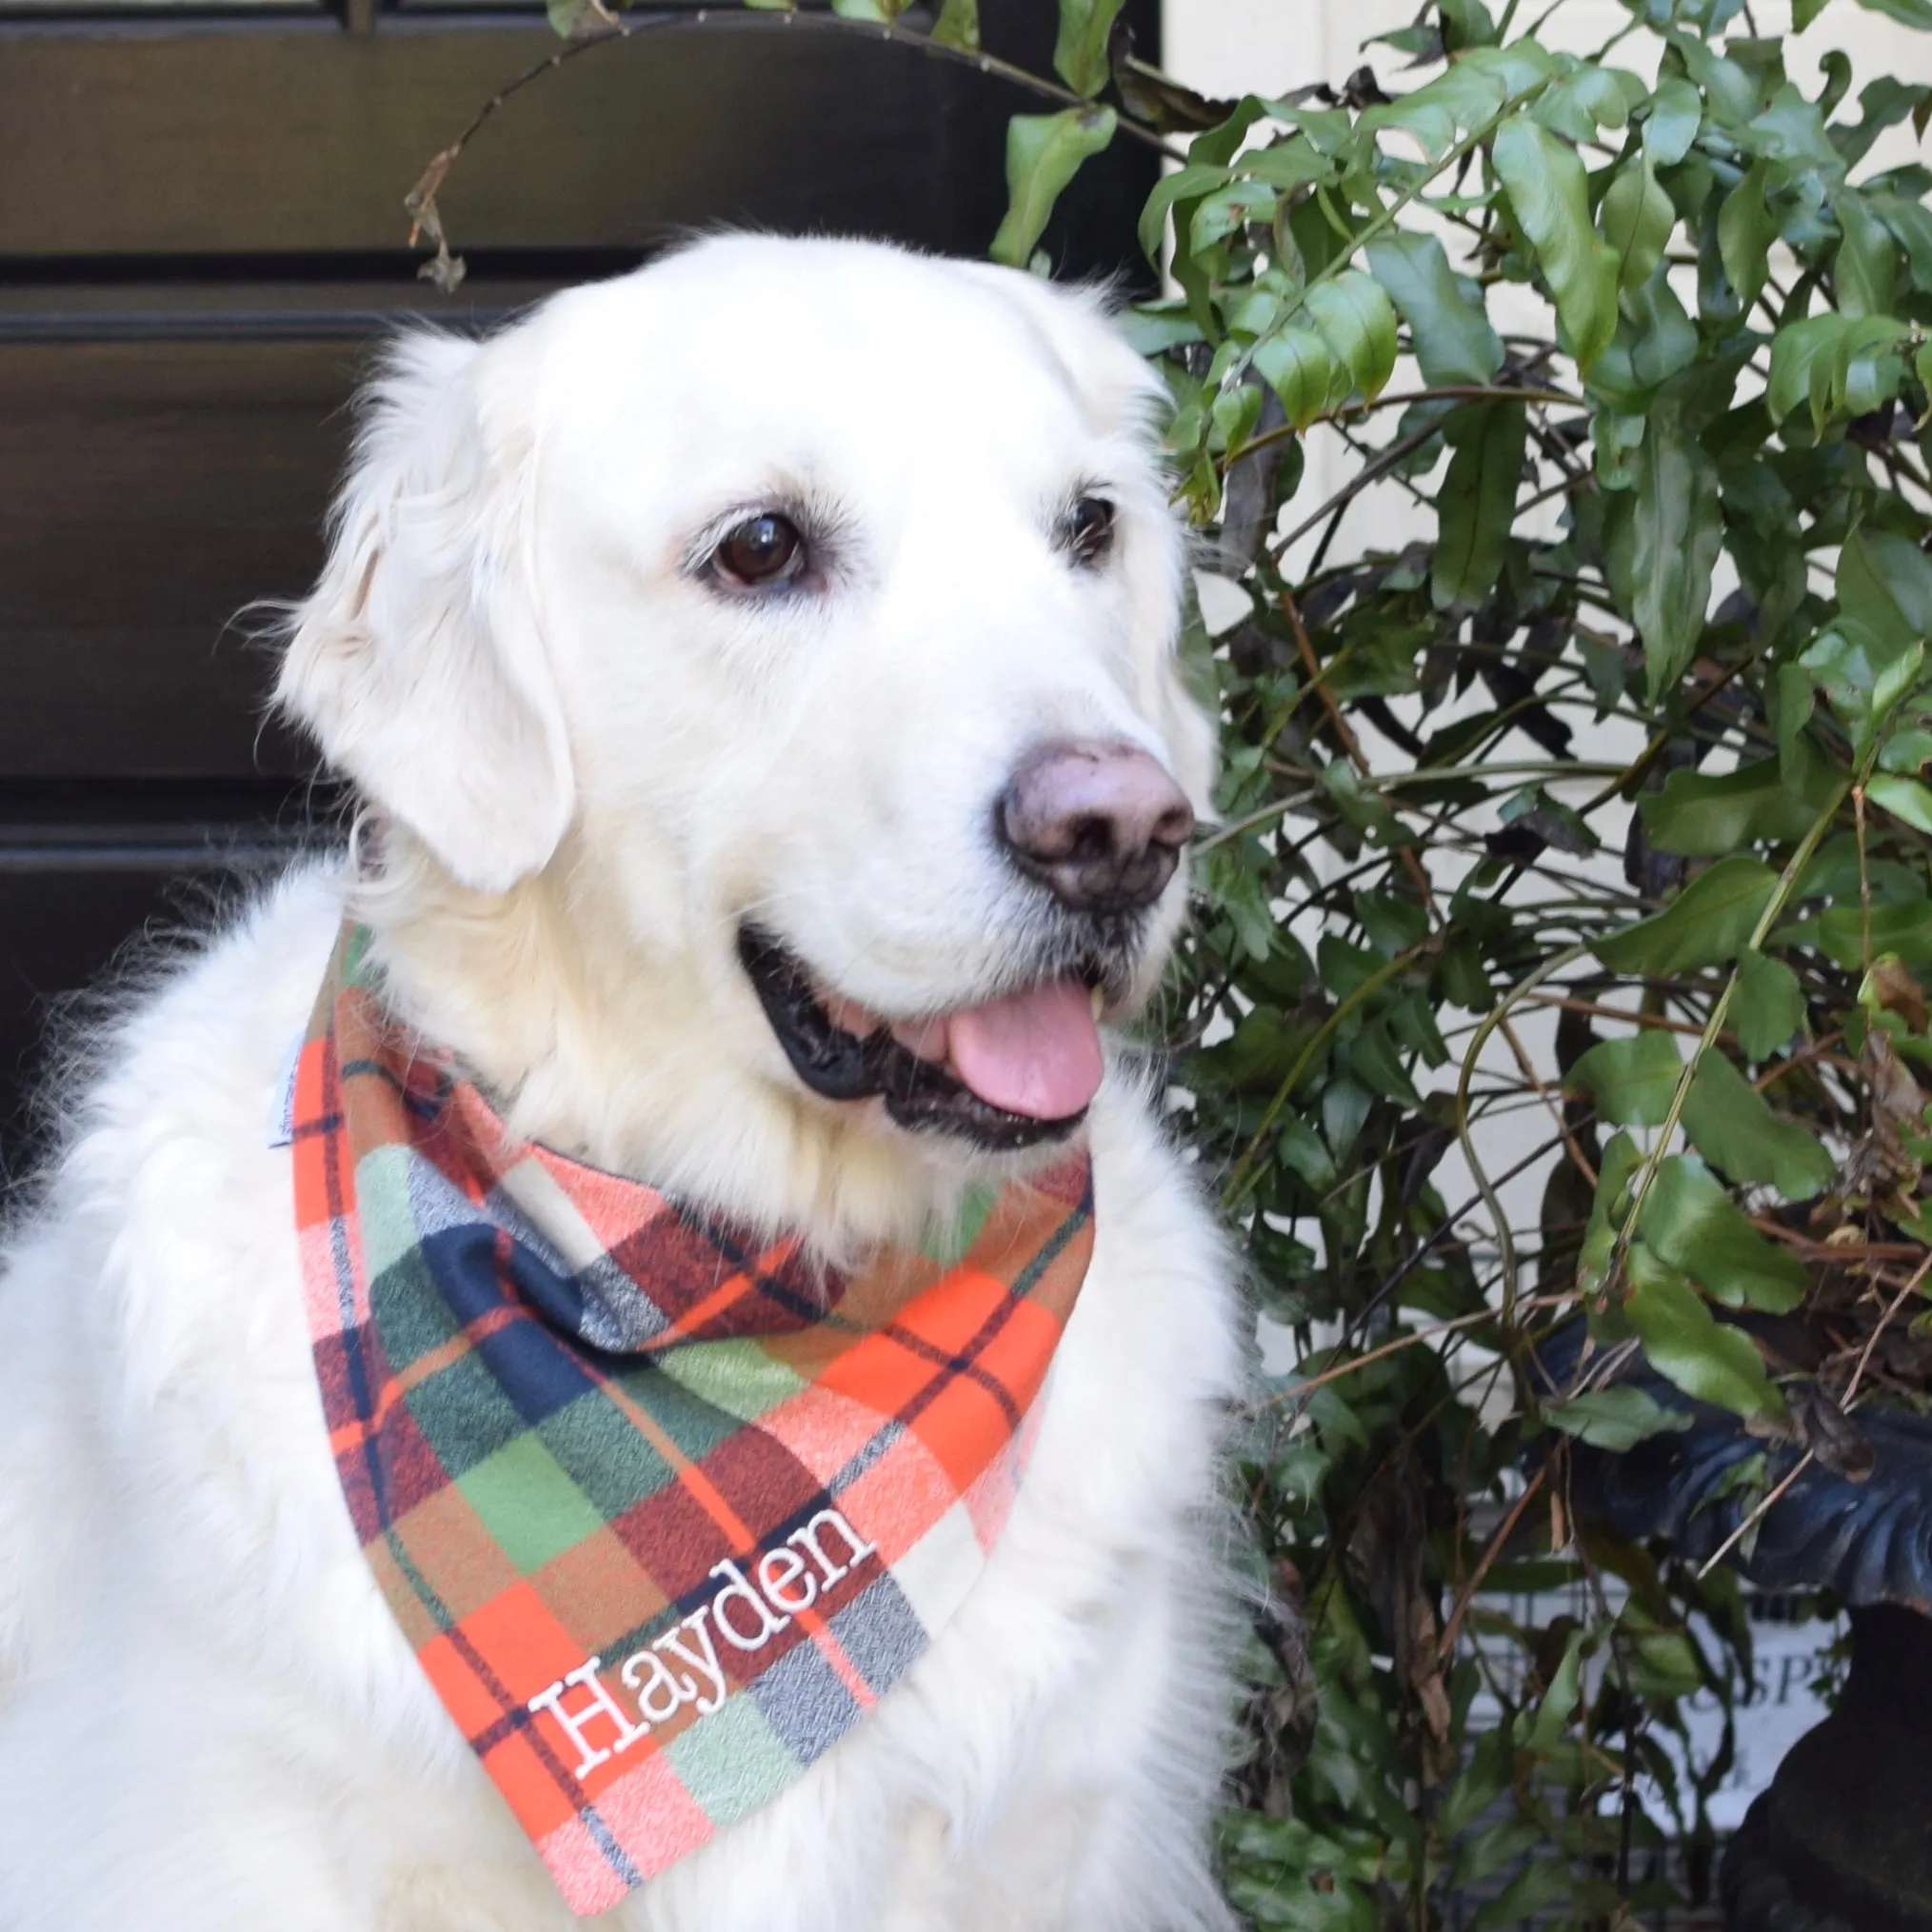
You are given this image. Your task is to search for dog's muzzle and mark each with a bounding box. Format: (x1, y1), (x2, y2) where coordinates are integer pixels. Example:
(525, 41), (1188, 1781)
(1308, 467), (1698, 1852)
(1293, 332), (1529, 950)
(738, 926), (1101, 1152)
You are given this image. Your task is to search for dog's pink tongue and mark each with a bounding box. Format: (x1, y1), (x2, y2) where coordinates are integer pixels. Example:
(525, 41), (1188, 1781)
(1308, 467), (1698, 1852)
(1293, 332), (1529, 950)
(944, 981), (1104, 1120)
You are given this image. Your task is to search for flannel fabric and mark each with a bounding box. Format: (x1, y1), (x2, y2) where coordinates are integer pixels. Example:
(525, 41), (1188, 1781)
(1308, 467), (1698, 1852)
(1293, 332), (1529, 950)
(289, 926), (1094, 1914)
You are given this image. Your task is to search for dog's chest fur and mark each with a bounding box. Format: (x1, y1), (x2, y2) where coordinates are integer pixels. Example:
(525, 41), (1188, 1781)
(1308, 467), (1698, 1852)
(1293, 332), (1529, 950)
(0, 868), (1243, 1932)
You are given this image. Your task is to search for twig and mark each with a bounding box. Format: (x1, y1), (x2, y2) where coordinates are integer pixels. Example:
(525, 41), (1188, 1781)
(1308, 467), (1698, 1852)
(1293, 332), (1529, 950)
(1454, 943), (1592, 1321)
(1692, 1453), (1814, 1583)
(1345, 1125), (1583, 1335)
(1520, 992), (1710, 1039)
(1694, 1250), (1932, 1583)
(403, 8), (1179, 282)
(1268, 416), (1450, 560)
(1438, 1467), (1549, 1663)
(1501, 1015), (1597, 1188)
(1226, 381), (1584, 469)
(1856, 782), (1874, 973)
(1270, 1292), (1575, 1409)
(1578, 646), (1765, 815)
(1842, 1247), (1932, 1406)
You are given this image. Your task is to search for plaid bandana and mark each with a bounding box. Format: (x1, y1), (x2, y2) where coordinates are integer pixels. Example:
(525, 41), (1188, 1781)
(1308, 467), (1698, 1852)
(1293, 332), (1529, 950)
(288, 926), (1094, 1914)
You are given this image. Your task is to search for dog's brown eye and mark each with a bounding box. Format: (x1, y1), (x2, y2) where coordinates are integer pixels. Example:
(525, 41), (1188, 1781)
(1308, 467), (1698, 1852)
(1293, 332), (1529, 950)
(715, 513), (805, 588)
(1066, 496), (1116, 568)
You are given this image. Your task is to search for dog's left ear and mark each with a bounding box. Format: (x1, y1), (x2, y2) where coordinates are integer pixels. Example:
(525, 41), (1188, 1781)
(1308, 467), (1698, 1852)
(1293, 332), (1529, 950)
(277, 328), (574, 894)
(952, 264), (1170, 438)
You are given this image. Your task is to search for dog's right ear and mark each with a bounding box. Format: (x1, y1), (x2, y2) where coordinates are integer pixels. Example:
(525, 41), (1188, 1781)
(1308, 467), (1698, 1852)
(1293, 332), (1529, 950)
(276, 329), (575, 894)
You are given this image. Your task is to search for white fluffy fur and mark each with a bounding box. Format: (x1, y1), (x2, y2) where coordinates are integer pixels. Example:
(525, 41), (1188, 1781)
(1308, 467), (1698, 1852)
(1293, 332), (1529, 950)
(0, 237), (1245, 1931)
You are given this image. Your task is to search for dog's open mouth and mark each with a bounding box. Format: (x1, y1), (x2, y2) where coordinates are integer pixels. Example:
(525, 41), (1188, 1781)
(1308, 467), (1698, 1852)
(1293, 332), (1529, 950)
(737, 926), (1105, 1150)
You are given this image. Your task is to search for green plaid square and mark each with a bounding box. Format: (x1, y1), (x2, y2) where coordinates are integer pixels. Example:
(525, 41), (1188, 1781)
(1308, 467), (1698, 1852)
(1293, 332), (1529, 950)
(538, 1387), (677, 1519)
(405, 1350), (527, 1478)
(651, 1336), (806, 1426)
(663, 1691), (798, 1826)
(456, 1434), (606, 1572)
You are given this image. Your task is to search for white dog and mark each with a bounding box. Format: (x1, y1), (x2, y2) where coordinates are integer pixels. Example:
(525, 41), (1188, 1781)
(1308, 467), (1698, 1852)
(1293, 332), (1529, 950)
(0, 236), (1243, 1932)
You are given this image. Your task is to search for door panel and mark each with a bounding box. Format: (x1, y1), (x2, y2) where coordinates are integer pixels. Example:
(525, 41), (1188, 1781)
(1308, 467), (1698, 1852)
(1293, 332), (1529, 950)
(0, 30), (985, 257)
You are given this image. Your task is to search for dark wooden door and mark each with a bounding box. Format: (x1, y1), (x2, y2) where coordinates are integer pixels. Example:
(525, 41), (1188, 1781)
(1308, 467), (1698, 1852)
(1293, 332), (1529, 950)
(0, 0), (1155, 1172)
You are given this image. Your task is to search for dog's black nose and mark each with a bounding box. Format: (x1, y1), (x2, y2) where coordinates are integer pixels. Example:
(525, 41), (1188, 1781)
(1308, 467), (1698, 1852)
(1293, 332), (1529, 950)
(997, 740), (1195, 915)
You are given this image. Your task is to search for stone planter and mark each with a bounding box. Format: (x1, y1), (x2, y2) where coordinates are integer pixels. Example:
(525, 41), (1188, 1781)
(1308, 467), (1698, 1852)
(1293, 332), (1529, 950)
(1544, 1331), (1932, 1932)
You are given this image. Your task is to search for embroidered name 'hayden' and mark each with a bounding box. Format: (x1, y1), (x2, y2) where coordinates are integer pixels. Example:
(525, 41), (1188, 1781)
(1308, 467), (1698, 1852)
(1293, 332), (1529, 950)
(289, 926), (1097, 1914)
(528, 1508), (876, 1780)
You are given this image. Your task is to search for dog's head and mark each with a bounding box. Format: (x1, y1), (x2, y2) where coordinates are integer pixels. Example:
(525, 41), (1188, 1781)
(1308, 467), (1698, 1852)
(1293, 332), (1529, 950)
(279, 236), (1212, 1174)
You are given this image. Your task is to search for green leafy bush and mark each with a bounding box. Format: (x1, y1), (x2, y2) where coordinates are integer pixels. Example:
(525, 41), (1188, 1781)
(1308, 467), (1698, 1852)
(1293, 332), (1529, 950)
(984, 0), (1932, 1922)
(419, 2), (1932, 1920)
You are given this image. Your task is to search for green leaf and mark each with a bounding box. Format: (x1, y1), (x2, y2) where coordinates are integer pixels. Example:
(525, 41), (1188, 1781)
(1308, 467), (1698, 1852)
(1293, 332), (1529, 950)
(1546, 1384), (1694, 1451)
(1431, 401), (1526, 614)
(1303, 272), (1400, 403)
(1472, 1859), (1575, 1932)
(1718, 159), (1778, 311)
(1564, 1029), (1683, 1126)
(1584, 271), (1698, 415)
(1052, 0), (1125, 97)
(1241, 139), (1338, 193)
(547, 0), (615, 33)
(1625, 1242), (1783, 1418)
(1681, 1056), (1838, 1205)
(1838, 194), (1901, 319)
(1363, 231), (1503, 387)
(1840, 78), (1932, 169)
(1193, 180), (1279, 251)
(1799, 899), (1932, 969)
(1874, 191), (1932, 291)
(1277, 1113), (1338, 1191)
(1346, 1017), (1422, 1105)
(1869, 773), (1932, 834)
(1524, 1626), (1586, 1752)
(1881, 727), (1932, 775)
(1641, 1154), (1811, 1307)
(1252, 327), (1338, 430)
(1671, 30), (1762, 129)
(1491, 117), (1620, 370)
(1593, 405), (1645, 488)
(1137, 164), (1228, 268)
(929, 0), (978, 46)
(1538, 60), (1640, 144)
(1735, 947), (1808, 1062)
(1767, 312), (1910, 434)
(1630, 396), (1723, 699)
(990, 108), (1117, 268)
(1856, 0), (1932, 27)
(1602, 155), (1675, 292)
(1796, 0), (1831, 23)
(1318, 763), (1408, 847)
(1841, 525), (1932, 650)
(1641, 758), (1829, 856)
(1743, 84), (1844, 180)
(1453, 1820), (1544, 1891)
(1356, 43), (1555, 160)
(1579, 1130), (1644, 1299)
(1801, 611), (1923, 758)
(1643, 76), (1703, 166)
(1596, 855), (1780, 975)
(1765, 316), (1843, 428)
